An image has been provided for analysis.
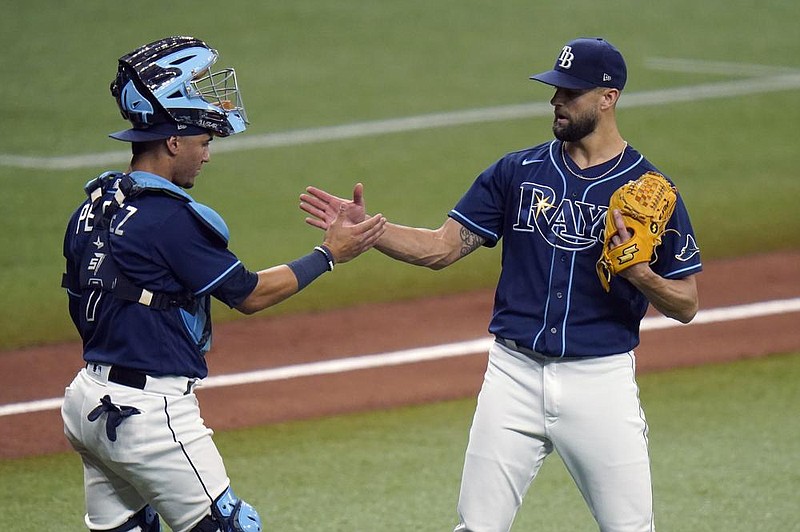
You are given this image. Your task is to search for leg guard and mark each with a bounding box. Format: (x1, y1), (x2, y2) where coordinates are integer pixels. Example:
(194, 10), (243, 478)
(92, 505), (161, 532)
(190, 487), (262, 532)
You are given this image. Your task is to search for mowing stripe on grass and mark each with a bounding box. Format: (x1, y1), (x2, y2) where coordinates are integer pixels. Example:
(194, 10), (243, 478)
(2, 62), (799, 171)
(644, 57), (800, 77)
(2, 297), (799, 417)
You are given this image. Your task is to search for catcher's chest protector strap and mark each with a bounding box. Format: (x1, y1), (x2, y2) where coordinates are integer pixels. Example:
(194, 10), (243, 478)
(123, 172), (231, 245)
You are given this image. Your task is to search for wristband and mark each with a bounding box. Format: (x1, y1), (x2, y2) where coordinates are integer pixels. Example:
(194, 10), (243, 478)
(287, 249), (330, 291)
(314, 245), (335, 271)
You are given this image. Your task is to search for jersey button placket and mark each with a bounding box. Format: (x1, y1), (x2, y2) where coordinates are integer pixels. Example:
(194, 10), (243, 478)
(546, 253), (570, 352)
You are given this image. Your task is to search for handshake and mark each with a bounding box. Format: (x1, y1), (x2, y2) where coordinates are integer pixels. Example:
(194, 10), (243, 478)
(300, 183), (381, 265)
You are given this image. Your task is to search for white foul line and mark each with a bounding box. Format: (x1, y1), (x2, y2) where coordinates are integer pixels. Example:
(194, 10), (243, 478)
(2, 297), (799, 418)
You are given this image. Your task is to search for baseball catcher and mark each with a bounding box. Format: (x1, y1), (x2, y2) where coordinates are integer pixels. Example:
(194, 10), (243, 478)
(596, 171), (678, 291)
(60, 35), (385, 532)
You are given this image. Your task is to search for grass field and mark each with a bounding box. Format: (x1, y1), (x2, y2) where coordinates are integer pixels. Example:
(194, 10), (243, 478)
(1, 352), (798, 530)
(1, 1), (799, 350)
(1, 2), (799, 530)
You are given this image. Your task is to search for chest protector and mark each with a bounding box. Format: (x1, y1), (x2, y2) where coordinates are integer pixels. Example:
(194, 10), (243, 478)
(64, 171), (232, 353)
(68, 172), (197, 311)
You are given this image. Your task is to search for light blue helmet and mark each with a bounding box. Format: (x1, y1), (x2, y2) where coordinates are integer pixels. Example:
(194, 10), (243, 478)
(110, 36), (247, 138)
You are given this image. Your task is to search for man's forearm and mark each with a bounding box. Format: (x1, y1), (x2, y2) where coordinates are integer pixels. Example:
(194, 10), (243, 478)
(625, 268), (699, 323)
(375, 220), (480, 270)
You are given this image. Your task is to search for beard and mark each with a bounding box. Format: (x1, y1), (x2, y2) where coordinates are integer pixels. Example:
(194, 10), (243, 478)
(552, 110), (598, 142)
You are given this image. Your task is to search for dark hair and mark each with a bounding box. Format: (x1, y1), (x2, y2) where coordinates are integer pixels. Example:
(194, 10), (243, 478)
(130, 139), (165, 158)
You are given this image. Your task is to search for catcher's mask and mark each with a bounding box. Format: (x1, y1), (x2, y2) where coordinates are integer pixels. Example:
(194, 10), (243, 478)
(109, 36), (247, 141)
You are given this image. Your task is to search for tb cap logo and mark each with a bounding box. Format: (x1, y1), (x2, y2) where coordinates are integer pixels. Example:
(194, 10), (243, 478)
(558, 45), (613, 82)
(557, 46), (575, 69)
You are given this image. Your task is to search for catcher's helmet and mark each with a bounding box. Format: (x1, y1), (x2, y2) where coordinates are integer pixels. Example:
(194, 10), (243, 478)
(110, 36), (247, 140)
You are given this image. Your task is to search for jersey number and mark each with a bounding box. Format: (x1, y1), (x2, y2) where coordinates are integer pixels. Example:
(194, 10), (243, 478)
(85, 279), (103, 323)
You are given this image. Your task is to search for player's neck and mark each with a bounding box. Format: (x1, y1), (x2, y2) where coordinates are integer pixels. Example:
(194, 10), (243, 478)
(129, 151), (176, 183)
(563, 132), (626, 170)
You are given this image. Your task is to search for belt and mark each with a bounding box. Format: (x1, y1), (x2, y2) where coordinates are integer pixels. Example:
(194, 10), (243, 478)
(496, 337), (545, 359)
(86, 363), (147, 388)
(110, 365), (147, 389)
(85, 363), (198, 395)
(495, 337), (603, 361)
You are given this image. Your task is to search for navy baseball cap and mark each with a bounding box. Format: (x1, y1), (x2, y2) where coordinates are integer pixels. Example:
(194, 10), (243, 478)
(109, 121), (210, 142)
(530, 37), (627, 90)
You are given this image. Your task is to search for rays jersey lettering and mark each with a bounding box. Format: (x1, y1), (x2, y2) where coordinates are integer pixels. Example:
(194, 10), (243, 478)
(513, 182), (606, 250)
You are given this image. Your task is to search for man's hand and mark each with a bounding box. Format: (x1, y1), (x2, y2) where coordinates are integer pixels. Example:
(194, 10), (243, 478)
(322, 202), (385, 264)
(609, 209), (630, 246)
(609, 208), (648, 280)
(301, 183), (367, 230)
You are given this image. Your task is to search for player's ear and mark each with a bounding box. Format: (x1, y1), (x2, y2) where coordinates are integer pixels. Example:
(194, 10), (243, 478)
(601, 88), (620, 109)
(165, 135), (181, 155)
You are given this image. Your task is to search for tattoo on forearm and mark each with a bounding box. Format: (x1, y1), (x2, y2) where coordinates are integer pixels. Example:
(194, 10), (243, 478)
(459, 227), (484, 257)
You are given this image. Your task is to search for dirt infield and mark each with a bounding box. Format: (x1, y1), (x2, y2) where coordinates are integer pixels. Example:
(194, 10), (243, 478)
(1, 250), (798, 459)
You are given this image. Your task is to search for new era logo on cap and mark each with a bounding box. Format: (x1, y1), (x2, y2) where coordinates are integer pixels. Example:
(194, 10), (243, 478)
(530, 37), (627, 91)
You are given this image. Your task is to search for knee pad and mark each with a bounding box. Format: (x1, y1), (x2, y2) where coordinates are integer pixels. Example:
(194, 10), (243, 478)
(92, 505), (161, 532)
(191, 486), (262, 532)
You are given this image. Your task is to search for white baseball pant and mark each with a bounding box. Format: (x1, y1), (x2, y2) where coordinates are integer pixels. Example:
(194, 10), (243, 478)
(454, 341), (654, 532)
(62, 365), (229, 532)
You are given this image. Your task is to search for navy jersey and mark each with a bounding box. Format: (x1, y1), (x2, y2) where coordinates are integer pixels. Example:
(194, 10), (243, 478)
(449, 140), (702, 357)
(63, 171), (258, 378)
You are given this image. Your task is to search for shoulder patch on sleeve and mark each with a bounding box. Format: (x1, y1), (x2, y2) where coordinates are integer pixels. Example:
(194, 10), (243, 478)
(186, 202), (230, 244)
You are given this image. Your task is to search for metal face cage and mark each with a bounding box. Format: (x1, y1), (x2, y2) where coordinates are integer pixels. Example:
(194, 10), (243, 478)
(191, 66), (248, 124)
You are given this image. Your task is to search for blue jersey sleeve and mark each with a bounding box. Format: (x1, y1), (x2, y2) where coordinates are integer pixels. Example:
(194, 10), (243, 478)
(448, 158), (510, 247)
(651, 191), (703, 279)
(212, 266), (259, 308)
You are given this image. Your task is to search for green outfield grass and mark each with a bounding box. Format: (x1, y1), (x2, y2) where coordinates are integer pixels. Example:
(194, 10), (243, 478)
(2, 4), (798, 531)
(1, 352), (798, 530)
(1, 1), (799, 350)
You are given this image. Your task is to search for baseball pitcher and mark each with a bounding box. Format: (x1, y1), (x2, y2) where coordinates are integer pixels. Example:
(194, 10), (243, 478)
(301, 37), (702, 531)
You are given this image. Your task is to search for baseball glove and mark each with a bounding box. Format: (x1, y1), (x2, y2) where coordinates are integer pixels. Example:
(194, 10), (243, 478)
(596, 171), (677, 292)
